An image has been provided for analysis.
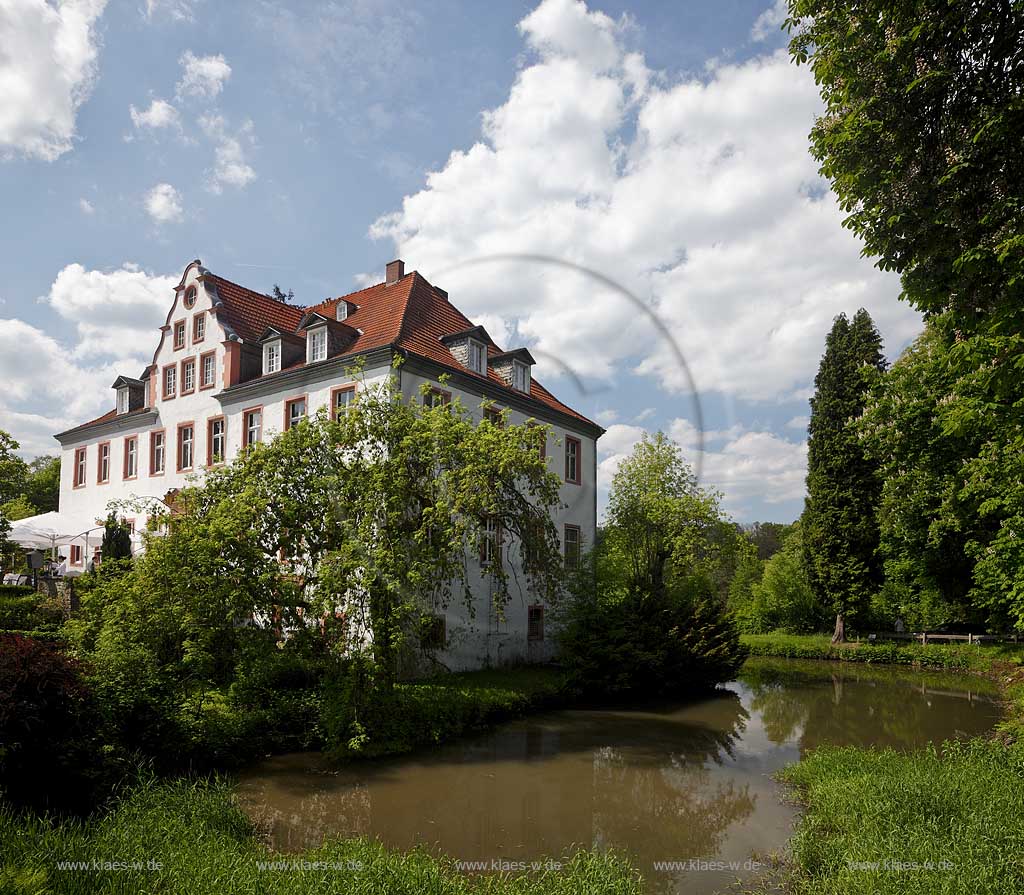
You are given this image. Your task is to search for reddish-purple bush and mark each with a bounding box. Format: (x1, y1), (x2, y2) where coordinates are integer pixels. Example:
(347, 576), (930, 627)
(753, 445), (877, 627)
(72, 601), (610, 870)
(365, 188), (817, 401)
(0, 633), (101, 812)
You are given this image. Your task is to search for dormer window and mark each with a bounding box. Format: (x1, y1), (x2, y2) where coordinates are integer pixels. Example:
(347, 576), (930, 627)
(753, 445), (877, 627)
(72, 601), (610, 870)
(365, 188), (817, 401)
(336, 302), (349, 322)
(468, 339), (487, 375)
(116, 387), (129, 415)
(513, 360), (531, 393)
(308, 327), (327, 363)
(264, 341), (281, 375)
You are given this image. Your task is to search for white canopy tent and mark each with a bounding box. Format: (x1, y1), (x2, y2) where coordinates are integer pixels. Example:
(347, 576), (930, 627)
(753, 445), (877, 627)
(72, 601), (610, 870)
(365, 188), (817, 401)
(9, 512), (143, 558)
(8, 512), (82, 551)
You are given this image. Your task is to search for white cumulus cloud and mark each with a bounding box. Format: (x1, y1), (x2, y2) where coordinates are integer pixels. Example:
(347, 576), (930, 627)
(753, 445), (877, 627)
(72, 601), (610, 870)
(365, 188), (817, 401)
(367, 0), (921, 410)
(176, 50), (231, 100)
(0, 0), (107, 161)
(0, 262), (177, 454)
(144, 182), (183, 224)
(199, 113), (256, 192)
(129, 98), (180, 130)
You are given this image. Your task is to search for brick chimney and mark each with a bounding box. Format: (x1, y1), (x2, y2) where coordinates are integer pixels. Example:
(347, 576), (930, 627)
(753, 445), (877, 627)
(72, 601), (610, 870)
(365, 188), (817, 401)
(385, 259), (405, 284)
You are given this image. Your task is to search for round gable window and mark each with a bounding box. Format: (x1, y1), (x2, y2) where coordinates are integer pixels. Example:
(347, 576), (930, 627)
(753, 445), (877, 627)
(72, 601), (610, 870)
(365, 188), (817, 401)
(183, 286), (197, 309)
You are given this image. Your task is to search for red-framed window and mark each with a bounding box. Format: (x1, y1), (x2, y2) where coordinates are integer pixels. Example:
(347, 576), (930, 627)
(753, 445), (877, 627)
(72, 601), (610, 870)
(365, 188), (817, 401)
(483, 404), (503, 427)
(284, 396), (307, 431)
(331, 385), (355, 421)
(150, 429), (166, 475)
(565, 436), (581, 484)
(177, 422), (195, 471)
(180, 357), (196, 395)
(73, 447), (87, 488)
(97, 441), (111, 484)
(199, 350), (217, 389)
(162, 364), (177, 399)
(123, 436), (138, 480)
(173, 319), (186, 350)
(183, 285), (197, 309)
(193, 313), (206, 343)
(207, 416), (226, 466)
(70, 544), (83, 566)
(243, 406), (263, 448)
(424, 387), (451, 408)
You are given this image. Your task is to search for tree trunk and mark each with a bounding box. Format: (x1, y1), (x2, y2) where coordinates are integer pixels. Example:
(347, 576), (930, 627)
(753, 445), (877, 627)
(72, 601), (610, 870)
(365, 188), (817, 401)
(831, 612), (845, 644)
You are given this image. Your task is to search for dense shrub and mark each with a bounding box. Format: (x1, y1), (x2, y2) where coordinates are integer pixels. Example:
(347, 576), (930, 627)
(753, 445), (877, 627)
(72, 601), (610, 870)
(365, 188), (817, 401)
(0, 634), (104, 813)
(0, 585), (34, 599)
(0, 589), (64, 633)
(558, 588), (747, 699)
(322, 662), (565, 759)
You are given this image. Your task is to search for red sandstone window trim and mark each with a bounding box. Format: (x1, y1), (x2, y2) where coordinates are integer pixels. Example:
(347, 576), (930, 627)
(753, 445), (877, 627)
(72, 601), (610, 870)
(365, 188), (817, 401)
(206, 415), (226, 467)
(199, 350), (217, 390)
(73, 447), (87, 488)
(150, 429), (166, 476)
(284, 395), (308, 431)
(96, 441), (111, 484)
(330, 385), (356, 421)
(173, 318), (187, 350)
(162, 363), (177, 400)
(176, 421), (195, 472)
(242, 405), (263, 448)
(180, 357), (196, 395)
(123, 436), (138, 481)
(193, 313), (206, 344)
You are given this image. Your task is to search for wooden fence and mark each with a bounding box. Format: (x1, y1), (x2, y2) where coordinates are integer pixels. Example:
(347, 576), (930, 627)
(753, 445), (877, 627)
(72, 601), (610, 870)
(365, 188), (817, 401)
(867, 631), (1021, 645)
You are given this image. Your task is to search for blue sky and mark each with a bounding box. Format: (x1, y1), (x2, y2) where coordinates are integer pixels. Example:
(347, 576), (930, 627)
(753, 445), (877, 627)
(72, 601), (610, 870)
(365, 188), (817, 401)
(0, 0), (922, 522)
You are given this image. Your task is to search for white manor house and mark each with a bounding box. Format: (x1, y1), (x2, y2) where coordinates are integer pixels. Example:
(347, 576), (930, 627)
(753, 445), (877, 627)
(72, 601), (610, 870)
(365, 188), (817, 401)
(48, 258), (602, 668)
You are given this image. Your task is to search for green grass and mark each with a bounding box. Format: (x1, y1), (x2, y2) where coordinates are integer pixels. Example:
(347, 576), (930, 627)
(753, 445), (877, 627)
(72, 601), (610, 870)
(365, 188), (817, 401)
(776, 740), (1024, 895)
(0, 777), (640, 895)
(744, 633), (1024, 895)
(742, 632), (1024, 672)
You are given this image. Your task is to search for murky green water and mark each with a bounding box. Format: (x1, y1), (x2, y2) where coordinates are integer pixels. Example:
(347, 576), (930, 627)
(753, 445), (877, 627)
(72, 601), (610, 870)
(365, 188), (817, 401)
(235, 658), (1001, 894)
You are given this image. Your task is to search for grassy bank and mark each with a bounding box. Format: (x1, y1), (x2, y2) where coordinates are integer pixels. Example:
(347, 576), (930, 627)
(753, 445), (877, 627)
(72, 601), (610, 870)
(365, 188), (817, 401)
(777, 740), (1024, 894)
(0, 777), (639, 895)
(744, 632), (1024, 894)
(742, 631), (1024, 672)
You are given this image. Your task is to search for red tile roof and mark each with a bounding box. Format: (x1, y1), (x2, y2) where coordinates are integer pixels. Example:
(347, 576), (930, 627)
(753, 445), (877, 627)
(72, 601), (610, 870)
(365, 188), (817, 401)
(206, 274), (305, 343)
(306, 272), (596, 426)
(61, 267), (598, 438)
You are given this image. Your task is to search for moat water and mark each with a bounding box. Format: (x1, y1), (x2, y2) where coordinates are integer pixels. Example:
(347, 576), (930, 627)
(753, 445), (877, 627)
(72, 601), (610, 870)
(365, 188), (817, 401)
(235, 657), (1001, 894)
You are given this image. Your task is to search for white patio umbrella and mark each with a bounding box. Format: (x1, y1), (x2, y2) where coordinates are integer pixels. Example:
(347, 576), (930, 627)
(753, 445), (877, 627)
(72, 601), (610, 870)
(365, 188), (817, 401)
(8, 512), (80, 552)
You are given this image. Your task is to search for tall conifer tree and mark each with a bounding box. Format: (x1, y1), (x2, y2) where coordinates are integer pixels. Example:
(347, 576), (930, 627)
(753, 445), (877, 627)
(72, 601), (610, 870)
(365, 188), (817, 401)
(803, 309), (886, 641)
